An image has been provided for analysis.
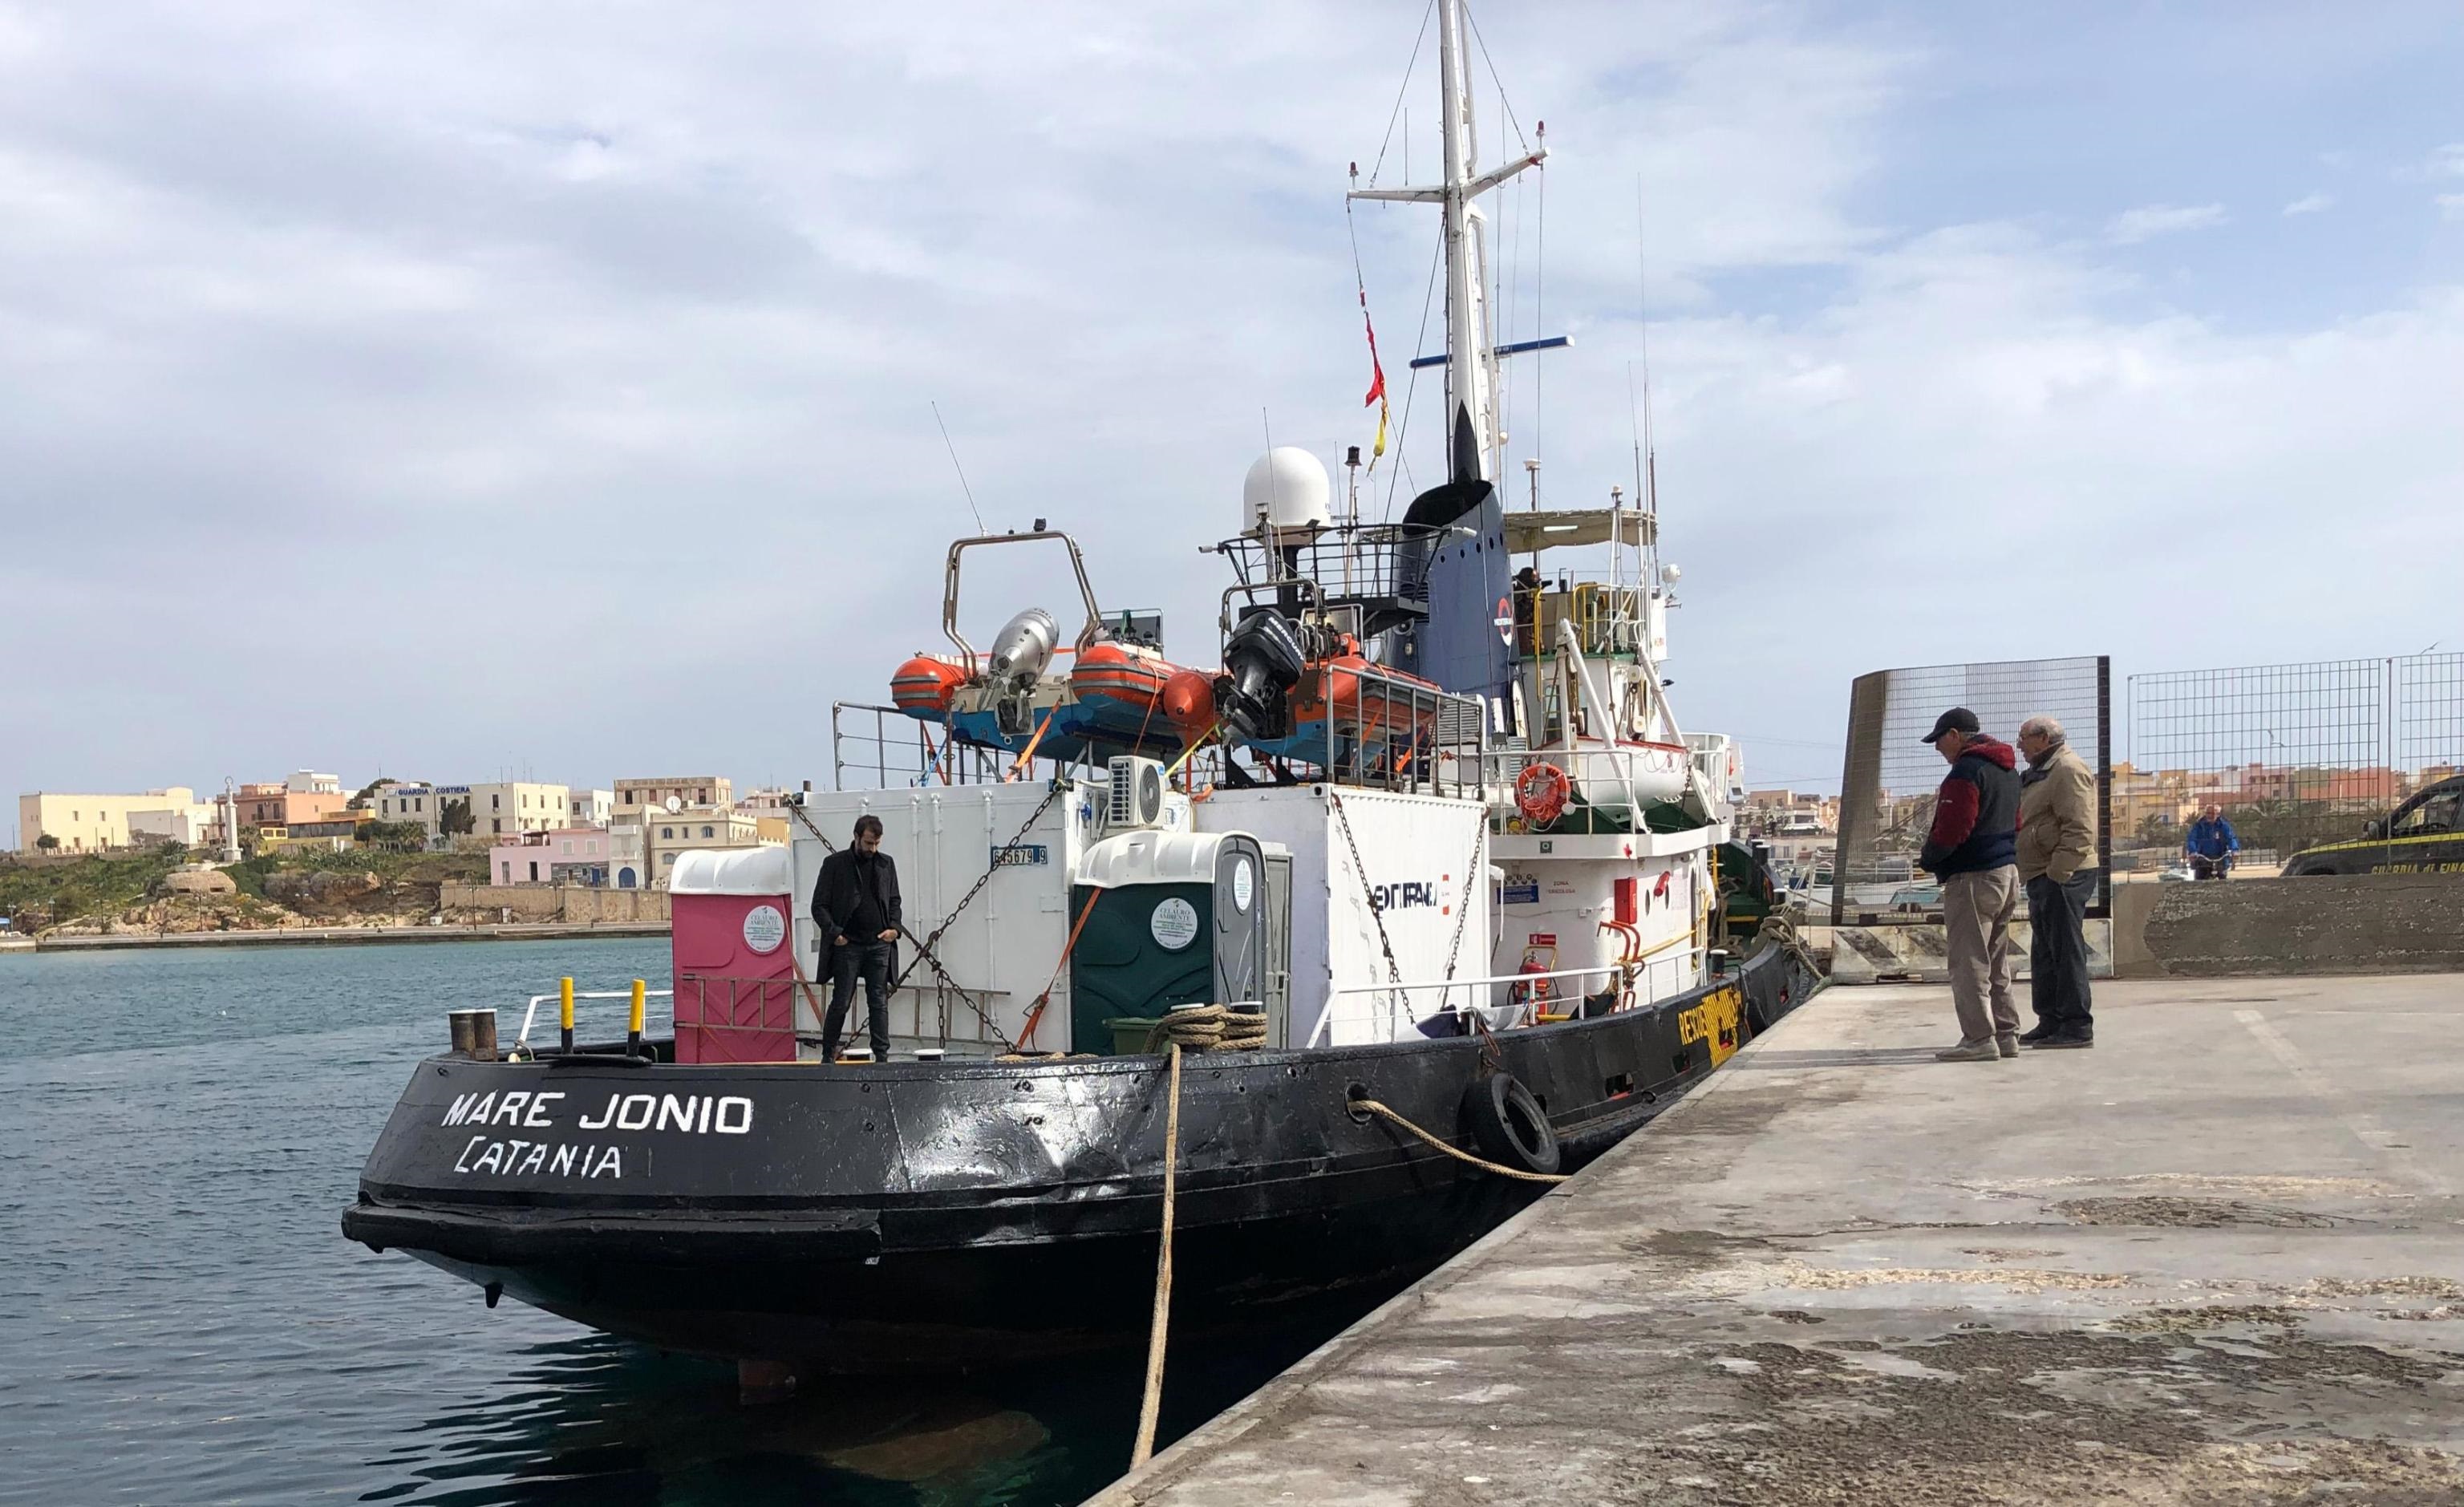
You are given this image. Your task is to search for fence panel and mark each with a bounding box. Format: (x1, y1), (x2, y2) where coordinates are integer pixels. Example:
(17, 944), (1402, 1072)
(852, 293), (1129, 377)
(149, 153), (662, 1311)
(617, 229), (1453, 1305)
(2121, 653), (2464, 876)
(1832, 656), (2109, 926)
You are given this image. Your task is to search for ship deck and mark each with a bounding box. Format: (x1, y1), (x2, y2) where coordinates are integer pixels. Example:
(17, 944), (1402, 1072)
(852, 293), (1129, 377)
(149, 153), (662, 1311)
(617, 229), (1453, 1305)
(1096, 974), (2464, 1504)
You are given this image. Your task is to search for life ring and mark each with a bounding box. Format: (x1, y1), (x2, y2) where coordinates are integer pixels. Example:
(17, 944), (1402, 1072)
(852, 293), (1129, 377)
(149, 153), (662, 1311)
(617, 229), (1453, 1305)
(1514, 762), (1571, 826)
(1462, 1072), (1562, 1176)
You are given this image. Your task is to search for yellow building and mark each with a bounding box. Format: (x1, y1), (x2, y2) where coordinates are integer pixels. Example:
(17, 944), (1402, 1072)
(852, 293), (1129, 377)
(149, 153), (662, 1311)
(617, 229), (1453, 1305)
(645, 807), (769, 889)
(19, 788), (199, 853)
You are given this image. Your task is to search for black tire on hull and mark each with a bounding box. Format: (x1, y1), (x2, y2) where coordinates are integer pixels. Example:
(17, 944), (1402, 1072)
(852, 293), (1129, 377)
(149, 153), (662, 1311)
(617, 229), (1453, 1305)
(1462, 1073), (1560, 1175)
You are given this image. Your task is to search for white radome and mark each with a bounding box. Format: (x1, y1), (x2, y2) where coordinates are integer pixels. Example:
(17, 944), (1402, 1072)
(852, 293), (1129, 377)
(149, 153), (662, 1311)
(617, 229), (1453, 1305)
(1243, 448), (1332, 534)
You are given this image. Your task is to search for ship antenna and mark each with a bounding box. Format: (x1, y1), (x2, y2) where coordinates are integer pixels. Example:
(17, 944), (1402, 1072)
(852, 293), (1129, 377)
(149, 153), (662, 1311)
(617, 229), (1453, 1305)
(930, 400), (987, 534)
(1632, 175), (1660, 544)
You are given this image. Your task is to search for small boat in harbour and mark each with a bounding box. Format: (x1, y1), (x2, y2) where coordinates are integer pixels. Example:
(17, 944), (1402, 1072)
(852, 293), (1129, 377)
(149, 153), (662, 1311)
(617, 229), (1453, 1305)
(342, 0), (1822, 1381)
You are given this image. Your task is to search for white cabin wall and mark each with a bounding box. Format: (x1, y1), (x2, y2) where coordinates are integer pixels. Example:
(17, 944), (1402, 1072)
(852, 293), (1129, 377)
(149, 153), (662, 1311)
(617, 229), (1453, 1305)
(1201, 786), (1491, 1046)
(788, 782), (1100, 1055)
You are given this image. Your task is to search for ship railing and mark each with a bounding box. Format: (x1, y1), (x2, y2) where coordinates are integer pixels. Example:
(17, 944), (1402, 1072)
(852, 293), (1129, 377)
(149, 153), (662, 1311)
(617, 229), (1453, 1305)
(831, 700), (1079, 792)
(1308, 950), (1702, 1047)
(674, 973), (1014, 1054)
(513, 986), (675, 1053)
(1298, 664), (1490, 800)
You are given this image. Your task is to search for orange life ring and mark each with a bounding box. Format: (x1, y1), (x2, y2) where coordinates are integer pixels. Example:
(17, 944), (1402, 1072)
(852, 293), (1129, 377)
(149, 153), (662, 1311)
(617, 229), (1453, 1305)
(1514, 761), (1571, 826)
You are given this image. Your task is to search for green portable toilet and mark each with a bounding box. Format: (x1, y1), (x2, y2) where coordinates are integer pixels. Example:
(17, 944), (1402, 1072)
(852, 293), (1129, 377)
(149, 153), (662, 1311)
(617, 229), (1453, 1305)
(1068, 829), (1272, 1055)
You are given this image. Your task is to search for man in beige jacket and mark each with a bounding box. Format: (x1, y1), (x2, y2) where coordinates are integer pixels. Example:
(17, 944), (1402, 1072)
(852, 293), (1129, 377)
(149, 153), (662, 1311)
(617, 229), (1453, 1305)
(2014, 715), (2097, 1048)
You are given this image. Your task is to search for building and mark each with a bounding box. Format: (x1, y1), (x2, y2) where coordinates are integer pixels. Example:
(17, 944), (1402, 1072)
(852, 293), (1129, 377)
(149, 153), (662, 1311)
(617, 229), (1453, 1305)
(238, 780), (351, 829)
(607, 816), (647, 890)
(645, 807), (768, 888)
(489, 828), (614, 886)
(18, 788), (199, 853)
(126, 800), (226, 849)
(372, 781), (572, 841)
(615, 776), (732, 814)
(569, 788), (617, 828)
(286, 770), (342, 796)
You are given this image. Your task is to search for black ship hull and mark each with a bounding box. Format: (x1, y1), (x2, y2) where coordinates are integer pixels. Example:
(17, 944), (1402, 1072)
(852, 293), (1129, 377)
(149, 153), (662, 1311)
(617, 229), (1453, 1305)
(343, 948), (1817, 1372)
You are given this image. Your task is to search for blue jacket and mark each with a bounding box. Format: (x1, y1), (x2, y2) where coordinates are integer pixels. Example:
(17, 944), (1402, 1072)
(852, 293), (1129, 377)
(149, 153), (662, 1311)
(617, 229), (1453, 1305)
(2185, 816), (2239, 860)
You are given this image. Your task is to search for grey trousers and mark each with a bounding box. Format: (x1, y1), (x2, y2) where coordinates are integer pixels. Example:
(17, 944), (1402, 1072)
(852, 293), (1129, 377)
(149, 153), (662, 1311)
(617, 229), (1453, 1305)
(1943, 866), (2020, 1041)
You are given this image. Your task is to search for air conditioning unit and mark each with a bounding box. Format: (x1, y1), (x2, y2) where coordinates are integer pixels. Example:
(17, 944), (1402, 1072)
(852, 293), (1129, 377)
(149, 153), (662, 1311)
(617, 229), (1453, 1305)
(1107, 756), (1168, 829)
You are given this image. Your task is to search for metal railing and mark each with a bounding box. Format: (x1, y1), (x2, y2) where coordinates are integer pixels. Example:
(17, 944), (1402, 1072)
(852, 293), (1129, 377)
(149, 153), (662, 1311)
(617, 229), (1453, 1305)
(1308, 950), (1704, 1047)
(513, 982), (673, 1054)
(832, 701), (1076, 792)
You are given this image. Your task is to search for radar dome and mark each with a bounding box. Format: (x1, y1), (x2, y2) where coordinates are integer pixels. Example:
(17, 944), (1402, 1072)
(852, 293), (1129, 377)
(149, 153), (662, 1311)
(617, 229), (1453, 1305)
(1242, 448), (1332, 534)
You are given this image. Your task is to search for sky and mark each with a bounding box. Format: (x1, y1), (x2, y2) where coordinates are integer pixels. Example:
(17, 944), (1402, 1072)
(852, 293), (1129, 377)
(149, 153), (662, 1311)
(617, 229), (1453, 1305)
(3, 1), (2460, 837)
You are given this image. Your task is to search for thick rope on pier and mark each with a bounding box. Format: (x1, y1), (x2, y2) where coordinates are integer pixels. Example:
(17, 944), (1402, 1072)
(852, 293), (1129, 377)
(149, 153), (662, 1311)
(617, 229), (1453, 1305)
(1129, 1043), (1184, 1469)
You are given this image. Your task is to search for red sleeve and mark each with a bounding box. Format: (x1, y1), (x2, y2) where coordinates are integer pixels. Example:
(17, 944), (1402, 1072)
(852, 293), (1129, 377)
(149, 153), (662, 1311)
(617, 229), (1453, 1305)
(1927, 776), (1979, 852)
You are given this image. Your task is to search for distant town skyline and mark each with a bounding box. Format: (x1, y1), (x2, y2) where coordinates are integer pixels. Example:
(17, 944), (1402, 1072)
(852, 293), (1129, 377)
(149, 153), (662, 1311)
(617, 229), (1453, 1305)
(4, 2), (2458, 818)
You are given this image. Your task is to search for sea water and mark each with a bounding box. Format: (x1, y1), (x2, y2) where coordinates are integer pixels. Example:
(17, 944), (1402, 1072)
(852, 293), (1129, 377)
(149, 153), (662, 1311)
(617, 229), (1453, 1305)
(0, 940), (1319, 1505)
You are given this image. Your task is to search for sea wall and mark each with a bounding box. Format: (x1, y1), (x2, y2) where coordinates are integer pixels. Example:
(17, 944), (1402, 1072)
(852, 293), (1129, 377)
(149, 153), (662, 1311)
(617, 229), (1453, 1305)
(438, 884), (671, 925)
(2110, 873), (2464, 978)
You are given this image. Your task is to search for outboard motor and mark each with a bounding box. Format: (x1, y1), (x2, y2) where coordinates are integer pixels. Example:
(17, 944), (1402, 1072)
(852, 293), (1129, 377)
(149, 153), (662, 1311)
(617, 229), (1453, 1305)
(1214, 610), (1307, 742)
(987, 607), (1058, 739)
(987, 608), (1058, 690)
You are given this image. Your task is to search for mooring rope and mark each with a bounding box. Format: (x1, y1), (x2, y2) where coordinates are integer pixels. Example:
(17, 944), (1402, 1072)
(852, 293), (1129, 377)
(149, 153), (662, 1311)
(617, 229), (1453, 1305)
(1144, 1003), (1267, 1052)
(1352, 1097), (1571, 1185)
(1129, 1042), (1184, 1469)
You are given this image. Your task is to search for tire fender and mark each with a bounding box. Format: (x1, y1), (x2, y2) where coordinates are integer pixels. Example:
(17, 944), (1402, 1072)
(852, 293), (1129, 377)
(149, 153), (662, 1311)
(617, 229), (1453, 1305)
(1462, 1072), (1562, 1176)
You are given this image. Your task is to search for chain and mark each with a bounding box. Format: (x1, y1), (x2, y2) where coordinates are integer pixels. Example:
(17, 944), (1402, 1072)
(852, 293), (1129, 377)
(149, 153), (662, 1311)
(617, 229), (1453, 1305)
(788, 797), (1031, 1045)
(1326, 789), (1408, 1029)
(887, 780), (1066, 994)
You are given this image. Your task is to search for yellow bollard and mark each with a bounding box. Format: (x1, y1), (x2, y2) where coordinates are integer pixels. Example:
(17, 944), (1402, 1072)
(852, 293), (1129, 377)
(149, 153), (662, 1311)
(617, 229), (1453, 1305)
(627, 978), (646, 1058)
(559, 976), (576, 1055)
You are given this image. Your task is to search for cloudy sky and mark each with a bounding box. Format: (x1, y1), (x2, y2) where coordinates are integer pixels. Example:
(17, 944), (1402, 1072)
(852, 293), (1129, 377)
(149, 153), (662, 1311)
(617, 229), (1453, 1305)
(5, 2), (2460, 832)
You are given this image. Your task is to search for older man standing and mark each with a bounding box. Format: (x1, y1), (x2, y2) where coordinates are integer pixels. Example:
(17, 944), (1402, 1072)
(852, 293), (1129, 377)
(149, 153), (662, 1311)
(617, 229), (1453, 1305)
(2015, 715), (2098, 1049)
(1918, 707), (2023, 1062)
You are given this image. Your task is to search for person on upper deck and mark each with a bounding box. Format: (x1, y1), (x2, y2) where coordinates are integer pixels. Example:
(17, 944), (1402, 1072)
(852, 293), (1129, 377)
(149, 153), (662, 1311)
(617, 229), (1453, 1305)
(811, 814), (901, 1063)
(1918, 707), (2023, 1063)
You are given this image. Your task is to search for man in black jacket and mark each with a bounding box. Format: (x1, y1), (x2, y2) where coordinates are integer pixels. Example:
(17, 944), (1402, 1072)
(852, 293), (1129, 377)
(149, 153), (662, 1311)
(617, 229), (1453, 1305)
(810, 814), (901, 1062)
(1917, 707), (2023, 1063)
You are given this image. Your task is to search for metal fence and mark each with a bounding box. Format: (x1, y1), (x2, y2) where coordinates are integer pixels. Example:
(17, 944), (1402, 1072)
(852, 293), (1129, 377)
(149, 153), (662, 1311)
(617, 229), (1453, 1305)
(1832, 656), (2110, 926)
(2120, 654), (2464, 874)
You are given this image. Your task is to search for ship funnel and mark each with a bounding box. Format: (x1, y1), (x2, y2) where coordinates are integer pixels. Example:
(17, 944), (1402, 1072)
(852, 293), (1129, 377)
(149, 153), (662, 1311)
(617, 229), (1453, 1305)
(987, 607), (1058, 688)
(1243, 448), (1331, 534)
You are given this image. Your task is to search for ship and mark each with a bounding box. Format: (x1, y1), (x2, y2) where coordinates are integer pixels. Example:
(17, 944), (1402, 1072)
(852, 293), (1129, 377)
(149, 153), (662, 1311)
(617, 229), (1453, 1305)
(342, 0), (1822, 1383)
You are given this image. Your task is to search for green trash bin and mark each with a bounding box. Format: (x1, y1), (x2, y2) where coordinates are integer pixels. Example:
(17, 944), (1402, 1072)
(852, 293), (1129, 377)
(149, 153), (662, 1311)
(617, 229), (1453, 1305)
(1106, 1017), (1168, 1055)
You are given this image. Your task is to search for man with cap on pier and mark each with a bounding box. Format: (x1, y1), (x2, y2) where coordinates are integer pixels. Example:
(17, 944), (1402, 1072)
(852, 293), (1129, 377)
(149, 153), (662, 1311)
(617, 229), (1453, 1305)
(1917, 707), (2023, 1062)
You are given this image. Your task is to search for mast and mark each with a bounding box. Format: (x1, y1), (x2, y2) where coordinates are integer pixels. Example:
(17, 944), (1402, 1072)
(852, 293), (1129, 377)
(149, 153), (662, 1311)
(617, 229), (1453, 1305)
(1349, 0), (1543, 488)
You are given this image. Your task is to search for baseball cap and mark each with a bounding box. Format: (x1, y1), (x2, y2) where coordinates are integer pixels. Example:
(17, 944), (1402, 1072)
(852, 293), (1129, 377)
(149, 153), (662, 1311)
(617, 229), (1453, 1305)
(1920, 707), (1981, 743)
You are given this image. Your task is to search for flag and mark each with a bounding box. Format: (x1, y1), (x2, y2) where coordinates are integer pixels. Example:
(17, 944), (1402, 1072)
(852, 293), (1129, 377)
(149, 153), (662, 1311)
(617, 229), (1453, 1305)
(1359, 287), (1389, 460)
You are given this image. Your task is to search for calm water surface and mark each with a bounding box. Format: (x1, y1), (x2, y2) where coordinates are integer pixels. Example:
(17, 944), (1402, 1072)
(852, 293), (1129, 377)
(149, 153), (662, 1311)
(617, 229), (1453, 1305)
(0, 941), (1323, 1505)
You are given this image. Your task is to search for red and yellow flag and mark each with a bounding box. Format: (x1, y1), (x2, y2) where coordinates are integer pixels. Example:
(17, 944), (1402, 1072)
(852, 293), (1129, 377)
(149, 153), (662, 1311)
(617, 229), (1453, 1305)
(1359, 286), (1389, 460)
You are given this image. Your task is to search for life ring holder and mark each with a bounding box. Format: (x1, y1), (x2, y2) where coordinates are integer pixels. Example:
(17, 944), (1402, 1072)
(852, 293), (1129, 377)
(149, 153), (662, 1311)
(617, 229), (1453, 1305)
(1514, 761), (1572, 827)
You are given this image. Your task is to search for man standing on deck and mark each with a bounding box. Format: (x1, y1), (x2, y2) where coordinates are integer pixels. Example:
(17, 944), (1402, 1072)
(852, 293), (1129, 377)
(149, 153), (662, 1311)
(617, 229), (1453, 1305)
(2015, 715), (2098, 1050)
(1918, 707), (2023, 1063)
(811, 814), (901, 1063)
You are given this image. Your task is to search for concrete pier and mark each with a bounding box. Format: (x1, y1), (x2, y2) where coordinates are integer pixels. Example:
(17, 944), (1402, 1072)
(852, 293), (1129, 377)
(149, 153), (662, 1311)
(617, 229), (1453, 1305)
(1100, 977), (2464, 1504)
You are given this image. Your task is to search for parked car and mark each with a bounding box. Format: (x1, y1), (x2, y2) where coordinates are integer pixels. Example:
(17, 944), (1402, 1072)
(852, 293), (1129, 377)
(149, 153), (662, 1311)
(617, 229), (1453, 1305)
(2280, 775), (2464, 877)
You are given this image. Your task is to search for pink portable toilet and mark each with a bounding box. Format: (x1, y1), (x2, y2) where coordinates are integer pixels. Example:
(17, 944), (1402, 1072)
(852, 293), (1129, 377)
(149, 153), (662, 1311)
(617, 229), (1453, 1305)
(667, 846), (800, 1064)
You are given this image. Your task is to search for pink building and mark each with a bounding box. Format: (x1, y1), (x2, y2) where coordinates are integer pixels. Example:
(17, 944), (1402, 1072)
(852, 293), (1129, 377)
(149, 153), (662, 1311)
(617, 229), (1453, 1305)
(489, 828), (613, 886)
